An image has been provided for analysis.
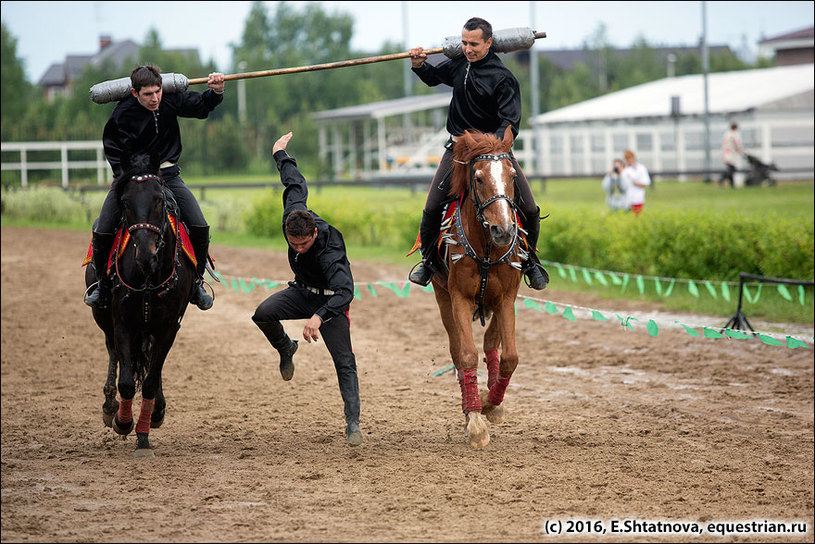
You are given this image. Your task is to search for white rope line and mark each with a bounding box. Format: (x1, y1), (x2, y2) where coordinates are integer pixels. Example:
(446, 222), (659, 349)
(541, 259), (813, 289)
(517, 292), (814, 345)
(214, 273), (814, 346)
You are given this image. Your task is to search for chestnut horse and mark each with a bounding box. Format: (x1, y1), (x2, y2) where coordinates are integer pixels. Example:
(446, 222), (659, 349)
(432, 127), (526, 449)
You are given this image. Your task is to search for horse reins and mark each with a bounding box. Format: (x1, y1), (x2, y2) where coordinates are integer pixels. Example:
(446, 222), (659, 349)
(450, 153), (524, 325)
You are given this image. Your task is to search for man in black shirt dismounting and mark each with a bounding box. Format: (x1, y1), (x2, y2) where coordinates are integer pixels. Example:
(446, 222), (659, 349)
(251, 132), (363, 447)
(407, 17), (548, 290)
(85, 64), (225, 311)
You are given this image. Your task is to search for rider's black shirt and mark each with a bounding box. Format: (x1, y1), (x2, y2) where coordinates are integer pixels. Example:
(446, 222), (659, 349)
(103, 89), (223, 178)
(412, 48), (521, 140)
(274, 150), (354, 323)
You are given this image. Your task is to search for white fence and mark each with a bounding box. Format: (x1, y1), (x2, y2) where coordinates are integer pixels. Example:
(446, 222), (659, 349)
(1, 141), (113, 188)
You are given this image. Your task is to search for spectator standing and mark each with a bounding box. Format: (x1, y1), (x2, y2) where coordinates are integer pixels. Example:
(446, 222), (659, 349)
(621, 150), (651, 216)
(602, 159), (628, 211)
(719, 121), (745, 188)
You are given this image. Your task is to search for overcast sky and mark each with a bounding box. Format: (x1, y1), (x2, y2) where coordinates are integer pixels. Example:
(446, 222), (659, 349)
(3, 1), (813, 83)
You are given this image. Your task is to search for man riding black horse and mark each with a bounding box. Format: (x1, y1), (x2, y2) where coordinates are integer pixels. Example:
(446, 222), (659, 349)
(85, 64), (225, 311)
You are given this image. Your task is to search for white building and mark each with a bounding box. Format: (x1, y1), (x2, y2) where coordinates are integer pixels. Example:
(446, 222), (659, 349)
(529, 64), (814, 180)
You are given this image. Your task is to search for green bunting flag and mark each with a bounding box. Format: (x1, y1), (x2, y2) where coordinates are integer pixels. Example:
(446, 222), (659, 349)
(620, 274), (629, 294)
(704, 281), (717, 299)
(615, 314), (635, 330)
(721, 282), (731, 303)
(786, 336), (810, 349)
(524, 298), (542, 311)
(742, 284), (763, 304)
(354, 285), (361, 300)
(724, 329), (752, 339)
(646, 319), (659, 337)
(562, 306), (576, 321)
(799, 285), (806, 306)
(569, 267), (578, 283)
(636, 275), (645, 295)
(544, 301), (559, 314)
(238, 278), (254, 293)
(581, 268), (593, 285)
(654, 277), (662, 296)
(703, 327), (724, 339)
(422, 284), (434, 293)
(367, 284), (378, 297)
(594, 270), (609, 286)
(688, 281), (699, 298)
(777, 284), (792, 302)
(609, 272), (622, 286)
(663, 279), (675, 297)
(591, 310), (609, 321)
(756, 333), (784, 347)
(677, 322), (700, 337)
(742, 284), (754, 304)
(557, 263), (567, 279)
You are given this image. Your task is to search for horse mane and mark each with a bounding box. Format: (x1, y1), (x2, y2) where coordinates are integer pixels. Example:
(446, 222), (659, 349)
(449, 130), (507, 197)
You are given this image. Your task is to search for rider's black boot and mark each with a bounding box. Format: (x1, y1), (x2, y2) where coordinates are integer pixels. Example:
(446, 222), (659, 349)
(85, 231), (116, 308)
(187, 225), (214, 311)
(334, 353), (362, 446)
(521, 207), (549, 290)
(255, 320), (298, 381)
(408, 210), (442, 287)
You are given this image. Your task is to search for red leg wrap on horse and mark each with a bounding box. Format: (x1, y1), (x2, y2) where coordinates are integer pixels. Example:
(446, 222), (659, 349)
(488, 374), (511, 407)
(485, 350), (500, 390)
(457, 368), (481, 413)
(135, 398), (155, 434)
(117, 398), (133, 424)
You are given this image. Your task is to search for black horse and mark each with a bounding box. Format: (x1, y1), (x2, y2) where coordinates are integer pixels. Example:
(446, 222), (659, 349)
(84, 153), (195, 457)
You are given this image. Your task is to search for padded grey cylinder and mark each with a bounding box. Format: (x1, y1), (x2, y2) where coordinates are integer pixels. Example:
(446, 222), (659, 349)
(442, 27), (537, 58)
(89, 73), (190, 104)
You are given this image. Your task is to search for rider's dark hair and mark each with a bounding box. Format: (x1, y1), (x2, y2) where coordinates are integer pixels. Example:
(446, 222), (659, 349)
(130, 64), (162, 92)
(464, 17), (493, 41)
(285, 210), (316, 238)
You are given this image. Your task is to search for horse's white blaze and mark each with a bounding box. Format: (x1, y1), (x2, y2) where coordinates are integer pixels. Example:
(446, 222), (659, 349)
(486, 161), (513, 225)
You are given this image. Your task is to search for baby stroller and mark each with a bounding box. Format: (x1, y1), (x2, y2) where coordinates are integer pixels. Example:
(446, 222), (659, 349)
(744, 154), (778, 187)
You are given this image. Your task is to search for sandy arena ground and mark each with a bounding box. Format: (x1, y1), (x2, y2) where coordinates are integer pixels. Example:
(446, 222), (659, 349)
(2, 226), (813, 542)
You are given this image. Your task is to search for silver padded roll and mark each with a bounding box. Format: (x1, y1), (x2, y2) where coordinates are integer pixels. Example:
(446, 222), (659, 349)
(89, 73), (190, 104)
(442, 27), (537, 58)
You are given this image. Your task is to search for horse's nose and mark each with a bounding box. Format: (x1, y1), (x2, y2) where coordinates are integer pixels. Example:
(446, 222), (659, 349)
(490, 224), (514, 247)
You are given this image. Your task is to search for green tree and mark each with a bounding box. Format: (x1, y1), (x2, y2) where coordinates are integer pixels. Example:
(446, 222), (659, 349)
(1, 21), (35, 139)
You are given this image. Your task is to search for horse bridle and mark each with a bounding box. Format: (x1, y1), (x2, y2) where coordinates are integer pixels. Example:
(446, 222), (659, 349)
(449, 153), (525, 325)
(115, 174), (180, 294)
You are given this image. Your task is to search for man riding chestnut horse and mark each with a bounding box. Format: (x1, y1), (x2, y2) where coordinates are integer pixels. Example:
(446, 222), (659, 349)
(407, 17), (548, 291)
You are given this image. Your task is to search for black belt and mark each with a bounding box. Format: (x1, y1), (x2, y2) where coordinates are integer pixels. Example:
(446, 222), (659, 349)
(299, 283), (335, 296)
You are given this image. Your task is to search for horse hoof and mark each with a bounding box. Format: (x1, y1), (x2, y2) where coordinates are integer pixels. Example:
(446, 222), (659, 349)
(112, 416), (134, 436)
(469, 432), (490, 449)
(150, 410), (165, 428)
(133, 448), (155, 458)
(102, 411), (115, 428)
(465, 412), (490, 449)
(484, 405), (505, 424)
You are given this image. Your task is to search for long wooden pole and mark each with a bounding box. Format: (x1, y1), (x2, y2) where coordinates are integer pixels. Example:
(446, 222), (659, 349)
(188, 30), (546, 85)
(188, 48), (444, 85)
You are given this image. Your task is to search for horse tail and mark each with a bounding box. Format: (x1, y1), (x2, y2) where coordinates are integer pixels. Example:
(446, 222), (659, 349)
(131, 334), (152, 390)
